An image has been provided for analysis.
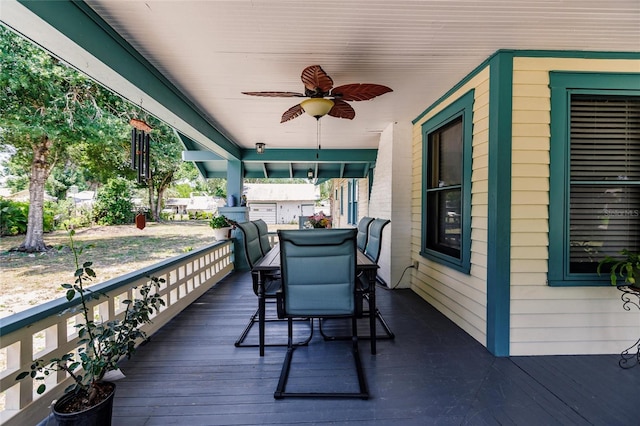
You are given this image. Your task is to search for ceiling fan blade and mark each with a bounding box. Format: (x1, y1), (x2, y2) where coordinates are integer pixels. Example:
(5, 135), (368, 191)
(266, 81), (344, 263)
(281, 103), (305, 123)
(242, 91), (305, 97)
(328, 99), (355, 120)
(331, 84), (393, 101)
(301, 65), (334, 95)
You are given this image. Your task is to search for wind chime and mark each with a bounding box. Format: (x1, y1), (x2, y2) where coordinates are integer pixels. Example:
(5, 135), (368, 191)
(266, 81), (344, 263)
(130, 118), (152, 229)
(130, 118), (152, 184)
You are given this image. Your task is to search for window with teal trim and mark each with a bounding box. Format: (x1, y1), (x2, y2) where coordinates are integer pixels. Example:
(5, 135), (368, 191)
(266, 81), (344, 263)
(347, 179), (358, 225)
(420, 91), (473, 273)
(548, 72), (640, 286)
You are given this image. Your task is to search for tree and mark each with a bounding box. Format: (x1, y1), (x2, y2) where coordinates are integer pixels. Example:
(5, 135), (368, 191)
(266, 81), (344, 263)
(139, 119), (186, 222)
(0, 25), (129, 251)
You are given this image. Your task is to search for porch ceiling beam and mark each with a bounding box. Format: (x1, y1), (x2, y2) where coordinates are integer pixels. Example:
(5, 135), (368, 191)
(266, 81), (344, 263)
(181, 150), (224, 161)
(241, 148), (377, 163)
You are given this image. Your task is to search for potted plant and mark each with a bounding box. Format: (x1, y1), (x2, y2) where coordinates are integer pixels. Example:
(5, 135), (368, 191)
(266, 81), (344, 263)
(305, 211), (332, 229)
(210, 214), (231, 240)
(16, 230), (165, 425)
(597, 249), (640, 288)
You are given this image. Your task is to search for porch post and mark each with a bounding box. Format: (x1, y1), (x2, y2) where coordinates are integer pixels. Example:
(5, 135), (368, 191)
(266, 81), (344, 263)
(221, 158), (250, 271)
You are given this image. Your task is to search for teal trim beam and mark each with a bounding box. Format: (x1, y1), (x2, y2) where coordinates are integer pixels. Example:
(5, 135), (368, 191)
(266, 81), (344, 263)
(240, 148), (378, 162)
(486, 52), (513, 357)
(17, 0), (241, 159)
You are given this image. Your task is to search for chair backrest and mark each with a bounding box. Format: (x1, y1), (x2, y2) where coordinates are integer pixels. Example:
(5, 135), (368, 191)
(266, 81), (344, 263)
(278, 229), (357, 317)
(356, 216), (375, 252)
(252, 219), (272, 255)
(234, 221), (263, 269)
(364, 218), (391, 263)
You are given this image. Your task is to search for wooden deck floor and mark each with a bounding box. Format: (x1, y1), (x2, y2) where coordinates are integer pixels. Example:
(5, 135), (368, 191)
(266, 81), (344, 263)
(109, 271), (640, 425)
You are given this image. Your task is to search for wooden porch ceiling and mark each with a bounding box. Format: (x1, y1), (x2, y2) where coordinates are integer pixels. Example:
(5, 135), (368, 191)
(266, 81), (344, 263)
(3, 1), (639, 179)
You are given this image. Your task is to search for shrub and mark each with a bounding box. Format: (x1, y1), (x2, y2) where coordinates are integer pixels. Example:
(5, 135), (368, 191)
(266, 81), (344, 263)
(0, 198), (29, 236)
(92, 178), (134, 225)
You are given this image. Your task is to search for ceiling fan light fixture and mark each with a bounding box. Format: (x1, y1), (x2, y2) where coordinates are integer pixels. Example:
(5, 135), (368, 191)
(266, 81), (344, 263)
(255, 142), (265, 154)
(300, 98), (334, 119)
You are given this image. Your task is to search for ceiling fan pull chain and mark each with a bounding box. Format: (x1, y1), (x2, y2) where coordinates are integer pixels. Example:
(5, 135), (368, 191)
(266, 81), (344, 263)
(316, 118), (322, 159)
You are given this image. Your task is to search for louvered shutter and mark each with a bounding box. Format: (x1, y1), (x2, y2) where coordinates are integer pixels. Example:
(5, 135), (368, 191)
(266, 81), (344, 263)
(569, 95), (640, 273)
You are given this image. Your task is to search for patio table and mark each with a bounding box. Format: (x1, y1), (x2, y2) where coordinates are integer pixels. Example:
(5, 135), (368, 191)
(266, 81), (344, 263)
(253, 243), (379, 356)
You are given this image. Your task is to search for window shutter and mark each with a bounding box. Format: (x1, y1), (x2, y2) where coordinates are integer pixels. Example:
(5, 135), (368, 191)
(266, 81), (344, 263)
(569, 95), (640, 272)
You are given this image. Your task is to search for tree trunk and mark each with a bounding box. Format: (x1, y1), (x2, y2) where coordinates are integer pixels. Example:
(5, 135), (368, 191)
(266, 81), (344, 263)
(18, 135), (54, 252)
(148, 184), (158, 222)
(154, 187), (166, 222)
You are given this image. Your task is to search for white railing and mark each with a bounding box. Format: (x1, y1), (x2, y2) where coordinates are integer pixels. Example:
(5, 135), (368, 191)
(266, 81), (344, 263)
(0, 240), (233, 426)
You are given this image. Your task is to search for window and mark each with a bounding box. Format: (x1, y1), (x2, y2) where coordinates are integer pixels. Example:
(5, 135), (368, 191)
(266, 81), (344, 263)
(347, 179), (358, 225)
(548, 72), (640, 286)
(421, 91), (473, 272)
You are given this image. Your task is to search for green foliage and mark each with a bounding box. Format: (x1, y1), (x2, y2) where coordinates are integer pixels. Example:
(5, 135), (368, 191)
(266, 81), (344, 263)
(0, 198), (58, 236)
(93, 178), (134, 225)
(598, 249), (640, 286)
(15, 230), (165, 404)
(172, 183), (195, 198)
(0, 198), (28, 236)
(209, 214), (230, 229)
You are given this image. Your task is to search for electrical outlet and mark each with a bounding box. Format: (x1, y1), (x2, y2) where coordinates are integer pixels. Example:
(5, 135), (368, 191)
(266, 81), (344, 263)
(412, 260), (419, 269)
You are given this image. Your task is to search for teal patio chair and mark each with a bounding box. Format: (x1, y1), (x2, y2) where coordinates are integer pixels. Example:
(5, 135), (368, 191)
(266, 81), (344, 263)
(361, 218), (394, 339)
(252, 218), (273, 256)
(320, 218), (395, 341)
(234, 221), (310, 349)
(356, 216), (375, 252)
(233, 222), (281, 348)
(274, 228), (369, 399)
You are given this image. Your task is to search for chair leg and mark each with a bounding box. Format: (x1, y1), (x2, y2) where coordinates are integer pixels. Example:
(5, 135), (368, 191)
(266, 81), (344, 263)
(352, 316), (369, 400)
(319, 307), (395, 341)
(273, 316), (369, 400)
(235, 305), (313, 349)
(274, 318), (295, 400)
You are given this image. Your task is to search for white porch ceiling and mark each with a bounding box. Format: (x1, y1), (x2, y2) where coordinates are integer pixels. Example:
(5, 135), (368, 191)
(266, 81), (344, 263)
(3, 1), (640, 164)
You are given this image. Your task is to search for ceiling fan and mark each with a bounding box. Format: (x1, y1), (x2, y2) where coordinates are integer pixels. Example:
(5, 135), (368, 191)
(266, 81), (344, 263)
(242, 65), (393, 123)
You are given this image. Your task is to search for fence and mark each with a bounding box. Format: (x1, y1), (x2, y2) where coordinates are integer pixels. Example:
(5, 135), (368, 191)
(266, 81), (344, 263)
(0, 240), (233, 426)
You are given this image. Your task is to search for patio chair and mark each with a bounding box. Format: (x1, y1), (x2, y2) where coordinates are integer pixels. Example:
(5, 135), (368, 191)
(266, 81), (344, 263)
(356, 216), (375, 252)
(252, 218), (272, 256)
(274, 229), (369, 399)
(320, 218), (395, 341)
(361, 218), (394, 338)
(234, 221), (310, 349)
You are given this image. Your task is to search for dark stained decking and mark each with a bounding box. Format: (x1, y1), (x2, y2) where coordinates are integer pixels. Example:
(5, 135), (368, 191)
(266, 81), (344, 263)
(109, 271), (640, 425)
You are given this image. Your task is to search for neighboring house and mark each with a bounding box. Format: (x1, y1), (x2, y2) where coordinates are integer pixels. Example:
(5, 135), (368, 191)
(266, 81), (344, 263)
(406, 50), (640, 357)
(165, 194), (222, 215)
(244, 183), (319, 224)
(67, 190), (95, 209)
(5, 189), (57, 202)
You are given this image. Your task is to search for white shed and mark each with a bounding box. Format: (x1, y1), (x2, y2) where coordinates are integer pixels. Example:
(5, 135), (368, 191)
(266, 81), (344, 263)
(244, 184), (318, 224)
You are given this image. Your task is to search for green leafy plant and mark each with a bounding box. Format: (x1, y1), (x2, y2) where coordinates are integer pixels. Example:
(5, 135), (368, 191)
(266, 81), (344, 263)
(209, 214), (230, 229)
(597, 249), (640, 286)
(16, 230), (165, 411)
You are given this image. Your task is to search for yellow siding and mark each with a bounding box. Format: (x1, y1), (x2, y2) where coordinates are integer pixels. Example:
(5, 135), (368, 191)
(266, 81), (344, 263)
(510, 56), (640, 355)
(411, 66), (490, 346)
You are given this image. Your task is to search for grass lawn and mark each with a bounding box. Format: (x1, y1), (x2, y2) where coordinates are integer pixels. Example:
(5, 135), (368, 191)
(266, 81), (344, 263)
(0, 221), (215, 318)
